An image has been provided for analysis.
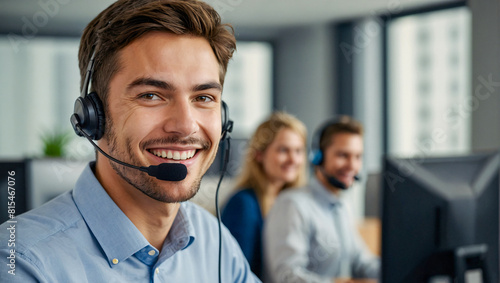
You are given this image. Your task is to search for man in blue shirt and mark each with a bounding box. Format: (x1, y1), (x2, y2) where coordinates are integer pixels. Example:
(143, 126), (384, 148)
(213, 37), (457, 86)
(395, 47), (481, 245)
(0, 0), (260, 282)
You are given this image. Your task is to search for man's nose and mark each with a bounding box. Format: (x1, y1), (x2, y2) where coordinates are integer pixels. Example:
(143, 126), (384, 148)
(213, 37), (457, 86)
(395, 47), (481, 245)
(162, 99), (199, 137)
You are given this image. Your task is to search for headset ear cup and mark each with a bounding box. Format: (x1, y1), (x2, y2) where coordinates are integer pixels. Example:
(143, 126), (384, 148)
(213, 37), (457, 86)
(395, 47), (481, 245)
(88, 92), (105, 140)
(71, 92), (105, 140)
(220, 101), (233, 141)
(71, 97), (86, 137)
(310, 117), (341, 166)
(311, 150), (323, 166)
(310, 122), (324, 166)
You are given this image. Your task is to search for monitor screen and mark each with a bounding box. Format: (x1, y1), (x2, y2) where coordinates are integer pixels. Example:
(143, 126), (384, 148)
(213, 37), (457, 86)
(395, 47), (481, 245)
(381, 152), (499, 283)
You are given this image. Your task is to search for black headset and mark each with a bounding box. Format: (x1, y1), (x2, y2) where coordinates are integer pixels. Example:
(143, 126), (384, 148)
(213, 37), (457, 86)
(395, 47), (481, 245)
(70, 48), (233, 141)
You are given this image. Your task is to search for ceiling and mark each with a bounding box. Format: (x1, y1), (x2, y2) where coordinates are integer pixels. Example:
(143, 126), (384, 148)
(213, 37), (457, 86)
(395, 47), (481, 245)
(0, 0), (457, 37)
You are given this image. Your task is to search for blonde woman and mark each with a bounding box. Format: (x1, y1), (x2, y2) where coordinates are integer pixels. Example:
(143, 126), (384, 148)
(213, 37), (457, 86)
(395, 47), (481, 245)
(222, 111), (307, 279)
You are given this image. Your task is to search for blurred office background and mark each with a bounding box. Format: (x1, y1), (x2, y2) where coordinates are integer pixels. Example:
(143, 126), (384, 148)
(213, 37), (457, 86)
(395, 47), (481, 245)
(0, 0), (499, 229)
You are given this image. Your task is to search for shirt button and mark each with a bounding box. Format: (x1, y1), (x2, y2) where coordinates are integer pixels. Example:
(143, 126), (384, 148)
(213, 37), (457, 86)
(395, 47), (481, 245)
(155, 268), (160, 274)
(112, 258), (119, 265)
(148, 250), (156, 256)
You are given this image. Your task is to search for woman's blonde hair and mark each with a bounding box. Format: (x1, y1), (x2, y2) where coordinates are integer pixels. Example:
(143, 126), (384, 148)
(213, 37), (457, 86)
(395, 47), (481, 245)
(235, 112), (307, 198)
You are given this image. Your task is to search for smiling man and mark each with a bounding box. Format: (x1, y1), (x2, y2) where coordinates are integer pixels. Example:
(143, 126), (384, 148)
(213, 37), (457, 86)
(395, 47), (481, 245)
(264, 116), (380, 283)
(0, 0), (260, 282)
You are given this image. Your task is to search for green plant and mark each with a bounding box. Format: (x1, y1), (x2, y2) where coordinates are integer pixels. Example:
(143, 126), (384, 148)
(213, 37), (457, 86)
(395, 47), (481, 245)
(41, 130), (72, 157)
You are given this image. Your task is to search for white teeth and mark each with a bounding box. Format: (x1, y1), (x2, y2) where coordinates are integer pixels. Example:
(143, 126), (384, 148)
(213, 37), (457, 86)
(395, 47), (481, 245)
(151, 149), (196, 160)
(173, 152), (181, 160)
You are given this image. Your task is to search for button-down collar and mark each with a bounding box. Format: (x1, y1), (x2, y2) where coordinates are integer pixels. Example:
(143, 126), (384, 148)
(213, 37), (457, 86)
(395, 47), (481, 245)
(73, 163), (195, 268)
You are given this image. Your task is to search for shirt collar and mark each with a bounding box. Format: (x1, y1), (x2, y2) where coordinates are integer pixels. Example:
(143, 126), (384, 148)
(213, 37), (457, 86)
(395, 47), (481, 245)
(72, 163), (154, 267)
(169, 205), (195, 251)
(157, 205), (195, 263)
(73, 163), (196, 268)
(310, 176), (342, 208)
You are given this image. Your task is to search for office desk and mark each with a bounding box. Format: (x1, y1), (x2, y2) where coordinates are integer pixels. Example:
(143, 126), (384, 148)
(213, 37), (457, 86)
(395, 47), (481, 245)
(335, 279), (377, 283)
(357, 217), (381, 255)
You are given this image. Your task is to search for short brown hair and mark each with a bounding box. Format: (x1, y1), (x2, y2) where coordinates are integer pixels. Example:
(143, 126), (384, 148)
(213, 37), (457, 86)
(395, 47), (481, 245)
(78, 0), (236, 110)
(319, 115), (363, 153)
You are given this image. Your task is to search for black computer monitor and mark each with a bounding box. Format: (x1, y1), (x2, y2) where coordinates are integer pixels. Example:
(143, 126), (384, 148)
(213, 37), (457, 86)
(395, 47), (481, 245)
(381, 151), (499, 283)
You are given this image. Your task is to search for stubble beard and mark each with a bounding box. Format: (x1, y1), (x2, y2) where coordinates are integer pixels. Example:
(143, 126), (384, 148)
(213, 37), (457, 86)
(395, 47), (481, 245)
(103, 119), (206, 203)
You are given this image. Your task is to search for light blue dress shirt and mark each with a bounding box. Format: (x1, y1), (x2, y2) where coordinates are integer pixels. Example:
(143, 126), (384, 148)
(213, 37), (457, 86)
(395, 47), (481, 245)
(264, 177), (380, 283)
(0, 163), (261, 283)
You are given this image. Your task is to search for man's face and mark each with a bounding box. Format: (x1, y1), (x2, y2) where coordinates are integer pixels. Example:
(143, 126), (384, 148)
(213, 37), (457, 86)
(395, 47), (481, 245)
(102, 32), (222, 203)
(322, 133), (363, 188)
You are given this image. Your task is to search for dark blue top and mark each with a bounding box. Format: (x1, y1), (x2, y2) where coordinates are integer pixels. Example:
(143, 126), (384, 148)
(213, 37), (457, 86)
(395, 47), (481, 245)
(222, 188), (264, 279)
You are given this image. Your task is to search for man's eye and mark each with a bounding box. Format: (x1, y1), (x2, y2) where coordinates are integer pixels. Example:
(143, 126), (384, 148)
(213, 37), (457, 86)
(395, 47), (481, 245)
(336, 153), (347, 158)
(139, 93), (160, 100)
(195, 95), (214, 102)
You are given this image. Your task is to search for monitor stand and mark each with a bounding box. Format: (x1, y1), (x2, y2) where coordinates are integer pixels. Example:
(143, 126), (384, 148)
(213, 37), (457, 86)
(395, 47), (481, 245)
(454, 244), (489, 283)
